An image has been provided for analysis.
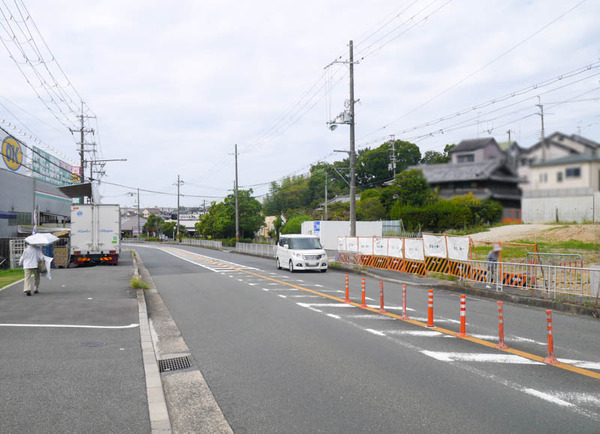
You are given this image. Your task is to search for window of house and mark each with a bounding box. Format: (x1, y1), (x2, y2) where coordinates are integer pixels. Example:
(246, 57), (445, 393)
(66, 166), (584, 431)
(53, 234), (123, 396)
(565, 167), (581, 178)
(457, 154), (474, 163)
(557, 172), (563, 182)
(539, 173), (547, 183)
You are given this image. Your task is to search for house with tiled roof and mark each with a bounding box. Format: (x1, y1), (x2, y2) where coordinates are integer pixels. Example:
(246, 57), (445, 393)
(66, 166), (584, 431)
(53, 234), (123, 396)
(407, 137), (523, 222)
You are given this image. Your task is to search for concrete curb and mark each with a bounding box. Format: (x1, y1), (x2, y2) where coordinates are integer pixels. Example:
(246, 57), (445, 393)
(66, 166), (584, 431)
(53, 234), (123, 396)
(131, 248), (233, 433)
(131, 250), (173, 433)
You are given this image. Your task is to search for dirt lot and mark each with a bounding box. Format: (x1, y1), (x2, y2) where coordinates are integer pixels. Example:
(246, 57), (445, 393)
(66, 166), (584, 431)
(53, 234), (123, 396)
(470, 224), (600, 264)
(469, 224), (600, 243)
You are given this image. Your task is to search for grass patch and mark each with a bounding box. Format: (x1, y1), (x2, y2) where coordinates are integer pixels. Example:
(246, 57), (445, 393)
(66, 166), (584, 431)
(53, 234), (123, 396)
(130, 275), (149, 289)
(0, 269), (24, 288)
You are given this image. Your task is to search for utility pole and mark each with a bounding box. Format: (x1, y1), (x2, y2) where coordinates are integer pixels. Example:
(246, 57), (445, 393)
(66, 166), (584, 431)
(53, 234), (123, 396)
(325, 40), (357, 236)
(69, 102), (94, 203)
(175, 175), (183, 242)
(506, 129), (512, 143)
(348, 40), (356, 237)
(234, 144), (239, 241)
(137, 188), (140, 238)
(324, 171), (328, 221)
(389, 134), (397, 178)
(536, 98), (546, 161)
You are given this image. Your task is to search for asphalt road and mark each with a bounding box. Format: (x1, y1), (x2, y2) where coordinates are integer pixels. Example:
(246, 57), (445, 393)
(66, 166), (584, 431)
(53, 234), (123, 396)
(137, 244), (600, 433)
(0, 254), (150, 433)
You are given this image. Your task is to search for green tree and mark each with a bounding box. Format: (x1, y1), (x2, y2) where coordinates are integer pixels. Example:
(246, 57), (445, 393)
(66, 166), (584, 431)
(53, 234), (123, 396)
(143, 214), (164, 237)
(420, 144), (454, 164)
(196, 189), (263, 239)
(163, 221), (187, 238)
(393, 140), (422, 173)
(281, 214), (312, 234)
(356, 146), (390, 187)
(381, 169), (433, 213)
(357, 197), (387, 221)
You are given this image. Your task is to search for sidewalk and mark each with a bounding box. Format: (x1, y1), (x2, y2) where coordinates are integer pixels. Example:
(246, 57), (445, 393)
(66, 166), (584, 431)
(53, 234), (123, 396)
(0, 255), (160, 433)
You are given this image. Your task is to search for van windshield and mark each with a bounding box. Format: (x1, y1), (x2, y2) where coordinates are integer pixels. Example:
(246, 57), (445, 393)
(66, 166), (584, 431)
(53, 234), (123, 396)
(289, 238), (322, 250)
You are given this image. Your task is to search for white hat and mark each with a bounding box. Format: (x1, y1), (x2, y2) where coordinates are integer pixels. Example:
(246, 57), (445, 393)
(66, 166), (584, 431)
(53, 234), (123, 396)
(493, 244), (502, 251)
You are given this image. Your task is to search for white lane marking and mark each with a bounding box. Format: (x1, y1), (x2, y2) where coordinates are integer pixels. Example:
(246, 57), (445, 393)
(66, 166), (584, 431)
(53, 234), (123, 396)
(421, 351), (543, 365)
(411, 317), (460, 324)
(346, 315), (396, 320)
(289, 295), (322, 298)
(384, 330), (445, 337)
(268, 287), (299, 291)
(381, 306), (416, 312)
(297, 303), (322, 313)
(159, 247), (259, 271)
(301, 303), (353, 308)
(555, 392), (600, 406)
(366, 329), (386, 336)
(327, 314), (341, 319)
(0, 323), (140, 329)
(278, 295), (287, 299)
(523, 388), (575, 407)
(558, 359), (600, 370)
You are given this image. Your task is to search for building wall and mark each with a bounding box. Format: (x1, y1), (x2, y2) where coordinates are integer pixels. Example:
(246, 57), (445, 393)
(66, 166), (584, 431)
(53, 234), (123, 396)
(301, 220), (383, 251)
(0, 168), (71, 237)
(525, 160), (600, 191)
(451, 145), (502, 164)
(522, 189), (600, 223)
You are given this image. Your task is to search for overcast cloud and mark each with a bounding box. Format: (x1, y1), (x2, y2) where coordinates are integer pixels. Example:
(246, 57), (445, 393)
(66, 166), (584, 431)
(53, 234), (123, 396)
(1, 0), (599, 209)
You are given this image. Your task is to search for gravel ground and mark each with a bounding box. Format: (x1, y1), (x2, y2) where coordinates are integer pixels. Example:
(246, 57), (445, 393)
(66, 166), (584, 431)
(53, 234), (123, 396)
(469, 224), (551, 242)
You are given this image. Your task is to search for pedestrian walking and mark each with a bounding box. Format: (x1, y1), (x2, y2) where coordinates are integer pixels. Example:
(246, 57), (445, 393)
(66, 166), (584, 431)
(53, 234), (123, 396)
(19, 241), (46, 296)
(486, 244), (502, 288)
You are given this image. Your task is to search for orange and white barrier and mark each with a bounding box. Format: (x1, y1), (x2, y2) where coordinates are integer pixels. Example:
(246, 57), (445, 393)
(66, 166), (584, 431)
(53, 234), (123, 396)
(544, 310), (559, 364)
(379, 281), (386, 313)
(458, 295), (467, 337)
(496, 301), (508, 349)
(360, 277), (367, 308)
(344, 274), (350, 303)
(427, 289), (434, 327)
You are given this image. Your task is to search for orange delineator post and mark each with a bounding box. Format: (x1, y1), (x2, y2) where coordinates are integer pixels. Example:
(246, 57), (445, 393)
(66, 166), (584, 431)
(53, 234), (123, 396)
(344, 274), (350, 303)
(458, 294), (467, 337)
(360, 277), (367, 308)
(427, 289), (434, 327)
(401, 284), (409, 319)
(496, 301), (508, 349)
(544, 310), (559, 364)
(379, 281), (386, 313)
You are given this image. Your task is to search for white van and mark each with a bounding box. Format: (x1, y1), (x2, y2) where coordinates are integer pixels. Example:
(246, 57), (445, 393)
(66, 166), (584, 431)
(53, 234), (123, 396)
(276, 234), (328, 272)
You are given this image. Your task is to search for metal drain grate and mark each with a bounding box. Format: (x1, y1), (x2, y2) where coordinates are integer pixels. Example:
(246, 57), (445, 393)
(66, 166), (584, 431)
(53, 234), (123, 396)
(158, 356), (191, 373)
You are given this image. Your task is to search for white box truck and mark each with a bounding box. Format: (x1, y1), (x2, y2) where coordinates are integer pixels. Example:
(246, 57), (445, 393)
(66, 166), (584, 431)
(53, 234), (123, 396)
(70, 204), (121, 265)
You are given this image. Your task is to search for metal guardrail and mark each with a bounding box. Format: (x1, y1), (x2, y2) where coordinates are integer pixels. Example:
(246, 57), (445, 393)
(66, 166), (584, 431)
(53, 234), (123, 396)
(457, 259), (596, 297)
(526, 252), (584, 267)
(336, 251), (600, 299)
(122, 238), (223, 249)
(181, 239), (223, 249)
(234, 243), (275, 258)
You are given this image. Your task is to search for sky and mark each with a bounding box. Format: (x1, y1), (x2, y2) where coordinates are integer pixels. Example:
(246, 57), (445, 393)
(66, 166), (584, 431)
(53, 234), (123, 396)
(1, 0), (599, 210)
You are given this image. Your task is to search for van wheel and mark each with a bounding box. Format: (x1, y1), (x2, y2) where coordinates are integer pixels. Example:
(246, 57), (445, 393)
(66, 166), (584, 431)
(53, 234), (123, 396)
(276, 258), (282, 269)
(289, 260), (295, 272)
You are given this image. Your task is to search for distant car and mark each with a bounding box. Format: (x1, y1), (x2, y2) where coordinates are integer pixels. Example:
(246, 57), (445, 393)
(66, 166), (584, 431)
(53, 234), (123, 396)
(276, 234), (327, 272)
